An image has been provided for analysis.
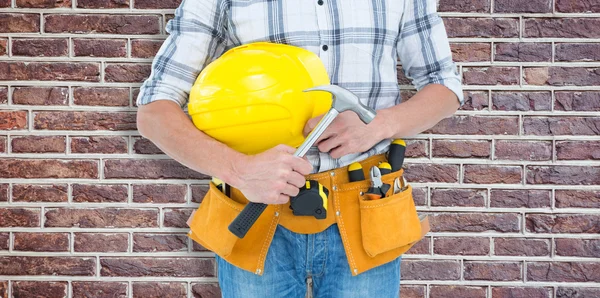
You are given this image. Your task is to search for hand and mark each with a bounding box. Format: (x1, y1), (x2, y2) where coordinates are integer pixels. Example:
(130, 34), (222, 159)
(303, 110), (391, 159)
(234, 144), (313, 204)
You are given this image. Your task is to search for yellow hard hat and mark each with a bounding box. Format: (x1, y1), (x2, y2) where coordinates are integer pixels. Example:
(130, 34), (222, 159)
(188, 42), (332, 154)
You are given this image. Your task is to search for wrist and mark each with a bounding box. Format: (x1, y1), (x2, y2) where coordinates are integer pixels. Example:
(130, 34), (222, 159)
(220, 150), (248, 190)
(372, 108), (396, 140)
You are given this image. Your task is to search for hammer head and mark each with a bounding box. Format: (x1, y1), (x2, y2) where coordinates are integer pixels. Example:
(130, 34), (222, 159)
(303, 85), (376, 124)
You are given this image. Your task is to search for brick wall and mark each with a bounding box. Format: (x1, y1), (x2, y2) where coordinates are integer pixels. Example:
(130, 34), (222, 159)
(0, 0), (599, 297)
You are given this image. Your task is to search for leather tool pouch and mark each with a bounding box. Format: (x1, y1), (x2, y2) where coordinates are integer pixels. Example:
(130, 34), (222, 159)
(357, 171), (422, 258)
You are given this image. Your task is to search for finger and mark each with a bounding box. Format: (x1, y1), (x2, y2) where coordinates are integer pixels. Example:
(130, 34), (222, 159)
(282, 184), (300, 197)
(287, 172), (306, 188)
(303, 116), (323, 137)
(274, 194), (290, 205)
(318, 136), (342, 153)
(275, 144), (296, 154)
(329, 145), (347, 159)
(289, 157), (313, 175)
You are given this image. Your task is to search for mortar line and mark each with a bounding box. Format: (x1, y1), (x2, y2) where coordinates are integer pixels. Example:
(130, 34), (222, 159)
(7, 280), (11, 298)
(40, 12), (44, 34)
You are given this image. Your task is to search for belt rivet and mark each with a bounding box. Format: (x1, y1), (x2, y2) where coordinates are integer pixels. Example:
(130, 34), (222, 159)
(274, 212), (279, 217)
(330, 171), (335, 176)
(255, 269), (261, 274)
(336, 211), (340, 216)
(354, 269), (358, 274)
(332, 186), (338, 191)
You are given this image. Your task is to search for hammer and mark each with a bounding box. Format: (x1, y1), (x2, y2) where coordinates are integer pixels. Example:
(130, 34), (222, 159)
(228, 85), (377, 238)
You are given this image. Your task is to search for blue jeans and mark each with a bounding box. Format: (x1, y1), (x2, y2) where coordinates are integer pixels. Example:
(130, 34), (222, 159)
(216, 223), (401, 298)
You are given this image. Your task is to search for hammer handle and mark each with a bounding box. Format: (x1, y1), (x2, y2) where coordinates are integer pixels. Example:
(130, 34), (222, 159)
(228, 202), (268, 238)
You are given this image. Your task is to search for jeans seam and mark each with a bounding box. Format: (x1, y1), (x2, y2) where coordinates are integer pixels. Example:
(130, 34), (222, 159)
(311, 227), (328, 278)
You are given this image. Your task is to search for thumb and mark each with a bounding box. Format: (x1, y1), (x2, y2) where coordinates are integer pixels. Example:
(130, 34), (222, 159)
(303, 116), (323, 137)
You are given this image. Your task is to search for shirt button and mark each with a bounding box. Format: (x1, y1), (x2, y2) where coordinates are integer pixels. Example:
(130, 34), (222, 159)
(322, 45), (329, 51)
(318, 0), (323, 5)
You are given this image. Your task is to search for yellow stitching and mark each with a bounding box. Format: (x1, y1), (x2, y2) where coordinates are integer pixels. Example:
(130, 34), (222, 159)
(257, 206), (280, 274)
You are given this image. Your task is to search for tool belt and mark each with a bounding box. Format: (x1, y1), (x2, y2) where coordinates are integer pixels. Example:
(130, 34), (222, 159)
(186, 153), (429, 276)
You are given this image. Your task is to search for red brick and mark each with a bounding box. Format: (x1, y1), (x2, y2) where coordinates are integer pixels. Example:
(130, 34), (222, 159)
(0, 87), (6, 104)
(131, 39), (163, 58)
(427, 116), (519, 135)
(460, 91), (489, 111)
(71, 136), (128, 154)
(0, 137), (4, 154)
(492, 287), (550, 298)
(72, 184), (128, 203)
(0, 233), (8, 250)
(492, 92), (551, 111)
(490, 189), (551, 208)
(133, 184), (187, 203)
(134, 0), (181, 8)
(430, 213), (520, 232)
(495, 43), (552, 62)
(13, 281), (67, 298)
(524, 117), (600, 136)
(74, 233), (128, 252)
(439, 0), (490, 12)
(556, 190), (600, 208)
(0, 159), (98, 179)
(526, 214), (600, 233)
(101, 257), (214, 277)
(0, 14), (40, 33)
(0, 62), (99, 81)
(464, 165), (522, 184)
(401, 260), (460, 280)
(0, 208), (39, 227)
(465, 261), (521, 281)
(133, 234), (187, 252)
(74, 39), (127, 58)
(463, 67), (519, 85)
(555, 91), (600, 111)
(0, 39), (5, 56)
(77, 0), (129, 8)
(528, 262), (600, 282)
(444, 18), (519, 38)
(0, 0), (8, 7)
(412, 187), (427, 206)
(495, 140), (552, 161)
(430, 286), (487, 298)
(0, 281), (5, 298)
(12, 38), (68, 57)
(46, 208), (158, 228)
(431, 189), (486, 207)
(133, 282), (186, 298)
(397, 66), (411, 85)
(405, 139), (428, 158)
(0, 184), (7, 201)
(403, 164), (459, 183)
(557, 287), (600, 298)
(557, 141), (600, 160)
(0, 110), (27, 130)
(525, 18), (600, 38)
(105, 63), (151, 83)
(13, 87), (68, 106)
(133, 137), (164, 154)
(11, 135), (66, 153)
(45, 14), (160, 34)
(72, 282), (128, 298)
(192, 241), (208, 252)
(434, 237), (489, 255)
(73, 87), (129, 107)
(495, 0), (551, 12)
(494, 238), (550, 256)
(399, 286), (425, 298)
(105, 159), (209, 180)
(556, 0), (600, 12)
(163, 208), (194, 228)
(191, 284), (221, 298)
(34, 111), (136, 130)
(556, 43), (600, 62)
(432, 140), (490, 158)
(13, 184), (68, 202)
(13, 232), (69, 252)
(527, 166), (600, 185)
(0, 256), (95, 276)
(450, 43), (490, 62)
(405, 237), (430, 255)
(16, 0), (70, 7)
(555, 238), (600, 258)
(526, 67), (600, 86)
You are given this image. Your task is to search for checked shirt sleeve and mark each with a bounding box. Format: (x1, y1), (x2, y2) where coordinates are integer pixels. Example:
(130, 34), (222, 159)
(136, 0), (229, 108)
(396, 0), (464, 105)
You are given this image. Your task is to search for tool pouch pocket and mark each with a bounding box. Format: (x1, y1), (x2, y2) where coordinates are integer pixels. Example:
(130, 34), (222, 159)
(187, 182), (243, 257)
(358, 183), (422, 257)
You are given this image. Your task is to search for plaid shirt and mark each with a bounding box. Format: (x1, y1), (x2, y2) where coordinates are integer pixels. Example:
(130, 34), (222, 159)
(136, 0), (463, 173)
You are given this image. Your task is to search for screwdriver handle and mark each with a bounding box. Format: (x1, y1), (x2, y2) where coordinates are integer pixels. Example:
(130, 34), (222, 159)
(388, 139), (406, 172)
(228, 202), (268, 238)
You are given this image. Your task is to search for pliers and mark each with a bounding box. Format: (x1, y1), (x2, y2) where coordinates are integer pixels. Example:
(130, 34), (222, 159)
(364, 166), (391, 200)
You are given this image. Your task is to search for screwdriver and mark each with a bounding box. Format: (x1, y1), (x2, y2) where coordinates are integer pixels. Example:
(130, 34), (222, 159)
(378, 162), (392, 175)
(388, 139), (406, 172)
(348, 162), (365, 182)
